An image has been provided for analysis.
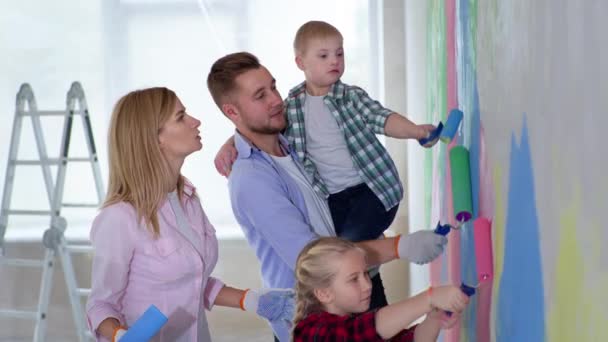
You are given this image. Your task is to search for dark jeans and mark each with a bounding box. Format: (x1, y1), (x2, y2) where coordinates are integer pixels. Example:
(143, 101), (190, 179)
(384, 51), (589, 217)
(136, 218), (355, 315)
(328, 183), (398, 309)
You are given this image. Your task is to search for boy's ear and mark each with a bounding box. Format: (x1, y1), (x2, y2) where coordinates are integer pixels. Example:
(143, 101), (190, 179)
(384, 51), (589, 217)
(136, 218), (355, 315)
(295, 55), (305, 71)
(313, 287), (334, 304)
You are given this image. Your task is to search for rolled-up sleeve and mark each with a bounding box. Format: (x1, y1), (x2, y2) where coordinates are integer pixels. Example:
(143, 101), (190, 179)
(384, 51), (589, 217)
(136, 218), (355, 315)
(203, 276), (225, 310)
(349, 87), (393, 134)
(85, 205), (135, 336)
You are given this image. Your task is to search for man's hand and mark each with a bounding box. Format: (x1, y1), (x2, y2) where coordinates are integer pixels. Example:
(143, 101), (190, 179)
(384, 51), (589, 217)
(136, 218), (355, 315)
(395, 230), (448, 264)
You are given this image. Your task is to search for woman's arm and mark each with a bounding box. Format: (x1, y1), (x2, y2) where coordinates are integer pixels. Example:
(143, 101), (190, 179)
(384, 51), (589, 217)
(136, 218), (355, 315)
(212, 285), (246, 309)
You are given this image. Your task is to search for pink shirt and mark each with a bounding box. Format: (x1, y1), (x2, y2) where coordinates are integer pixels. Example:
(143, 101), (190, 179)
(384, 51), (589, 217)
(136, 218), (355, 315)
(86, 183), (224, 341)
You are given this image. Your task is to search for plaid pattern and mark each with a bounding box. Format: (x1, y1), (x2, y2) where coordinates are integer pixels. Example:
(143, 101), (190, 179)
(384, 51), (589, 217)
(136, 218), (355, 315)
(284, 80), (403, 210)
(293, 311), (416, 341)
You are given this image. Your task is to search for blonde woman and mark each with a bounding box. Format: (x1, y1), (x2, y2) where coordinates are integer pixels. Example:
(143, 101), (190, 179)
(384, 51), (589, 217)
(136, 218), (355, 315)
(292, 237), (469, 341)
(85, 87), (294, 342)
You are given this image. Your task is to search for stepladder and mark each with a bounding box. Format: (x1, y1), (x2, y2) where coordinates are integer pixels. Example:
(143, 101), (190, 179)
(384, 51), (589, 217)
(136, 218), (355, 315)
(0, 82), (105, 341)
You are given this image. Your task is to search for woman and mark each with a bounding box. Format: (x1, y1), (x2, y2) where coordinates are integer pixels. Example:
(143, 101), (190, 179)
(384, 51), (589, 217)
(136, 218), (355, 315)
(86, 87), (293, 341)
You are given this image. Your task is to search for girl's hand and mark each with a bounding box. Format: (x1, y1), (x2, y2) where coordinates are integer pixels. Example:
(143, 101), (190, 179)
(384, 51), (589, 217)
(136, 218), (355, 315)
(429, 285), (469, 313)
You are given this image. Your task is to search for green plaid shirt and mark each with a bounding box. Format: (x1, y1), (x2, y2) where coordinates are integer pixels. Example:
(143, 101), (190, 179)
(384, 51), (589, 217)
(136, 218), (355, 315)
(284, 80), (403, 210)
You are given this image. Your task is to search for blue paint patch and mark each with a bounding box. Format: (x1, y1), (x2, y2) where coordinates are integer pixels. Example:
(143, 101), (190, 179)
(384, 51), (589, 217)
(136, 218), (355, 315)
(497, 117), (546, 341)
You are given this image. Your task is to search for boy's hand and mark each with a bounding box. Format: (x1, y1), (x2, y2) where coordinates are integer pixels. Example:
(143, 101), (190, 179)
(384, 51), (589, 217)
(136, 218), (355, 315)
(214, 143), (238, 177)
(429, 285), (469, 313)
(418, 124), (440, 147)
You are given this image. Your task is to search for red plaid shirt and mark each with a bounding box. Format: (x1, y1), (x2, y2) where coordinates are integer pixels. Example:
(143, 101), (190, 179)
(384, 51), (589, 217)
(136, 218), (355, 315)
(293, 310), (417, 341)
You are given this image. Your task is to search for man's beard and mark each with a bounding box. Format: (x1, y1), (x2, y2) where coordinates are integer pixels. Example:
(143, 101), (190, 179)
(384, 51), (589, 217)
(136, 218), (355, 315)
(245, 117), (286, 135)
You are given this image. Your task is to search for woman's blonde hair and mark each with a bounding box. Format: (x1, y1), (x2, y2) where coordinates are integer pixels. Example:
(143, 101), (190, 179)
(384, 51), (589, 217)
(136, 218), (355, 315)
(292, 237), (365, 327)
(104, 87), (186, 236)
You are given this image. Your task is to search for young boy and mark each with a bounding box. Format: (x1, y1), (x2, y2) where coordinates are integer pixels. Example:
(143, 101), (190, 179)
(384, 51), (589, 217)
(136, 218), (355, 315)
(214, 21), (442, 310)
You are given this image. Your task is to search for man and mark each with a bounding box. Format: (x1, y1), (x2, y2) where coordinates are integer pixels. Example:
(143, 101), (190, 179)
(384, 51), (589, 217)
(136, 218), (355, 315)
(206, 52), (447, 341)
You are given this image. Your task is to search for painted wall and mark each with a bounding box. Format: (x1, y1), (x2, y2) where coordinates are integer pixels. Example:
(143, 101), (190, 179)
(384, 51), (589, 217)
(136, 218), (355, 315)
(414, 0), (608, 341)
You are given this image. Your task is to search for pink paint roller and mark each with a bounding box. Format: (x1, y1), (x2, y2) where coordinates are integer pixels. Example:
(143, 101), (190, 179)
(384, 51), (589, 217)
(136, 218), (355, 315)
(473, 217), (493, 282)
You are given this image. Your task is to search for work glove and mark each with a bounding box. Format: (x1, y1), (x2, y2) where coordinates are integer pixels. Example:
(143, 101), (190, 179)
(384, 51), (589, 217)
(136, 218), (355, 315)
(240, 288), (295, 323)
(395, 230), (448, 264)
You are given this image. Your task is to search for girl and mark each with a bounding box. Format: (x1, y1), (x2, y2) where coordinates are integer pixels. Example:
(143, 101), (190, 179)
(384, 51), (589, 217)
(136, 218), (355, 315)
(293, 237), (469, 341)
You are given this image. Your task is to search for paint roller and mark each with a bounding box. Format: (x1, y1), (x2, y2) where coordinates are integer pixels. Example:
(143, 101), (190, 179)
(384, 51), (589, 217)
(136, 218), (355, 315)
(449, 146), (473, 223)
(440, 109), (463, 143)
(441, 218), (493, 316)
(417, 108), (463, 146)
(120, 305), (168, 342)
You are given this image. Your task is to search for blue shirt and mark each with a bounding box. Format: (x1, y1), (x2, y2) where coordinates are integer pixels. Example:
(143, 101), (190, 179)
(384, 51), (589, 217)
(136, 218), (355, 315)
(228, 131), (320, 340)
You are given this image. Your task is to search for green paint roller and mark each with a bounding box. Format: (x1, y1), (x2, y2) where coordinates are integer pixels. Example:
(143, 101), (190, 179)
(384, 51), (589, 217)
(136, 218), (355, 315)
(449, 146), (473, 223)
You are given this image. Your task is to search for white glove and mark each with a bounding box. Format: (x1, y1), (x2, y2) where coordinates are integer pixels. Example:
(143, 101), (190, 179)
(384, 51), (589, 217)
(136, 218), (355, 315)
(396, 230), (448, 264)
(240, 288), (295, 322)
(113, 327), (127, 342)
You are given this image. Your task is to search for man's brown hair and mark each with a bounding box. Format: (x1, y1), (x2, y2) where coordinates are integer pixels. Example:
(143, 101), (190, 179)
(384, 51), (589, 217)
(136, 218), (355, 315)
(207, 52), (261, 108)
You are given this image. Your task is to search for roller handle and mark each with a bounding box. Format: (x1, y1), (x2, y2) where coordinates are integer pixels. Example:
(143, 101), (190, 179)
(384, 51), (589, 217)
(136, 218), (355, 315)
(434, 222), (451, 236)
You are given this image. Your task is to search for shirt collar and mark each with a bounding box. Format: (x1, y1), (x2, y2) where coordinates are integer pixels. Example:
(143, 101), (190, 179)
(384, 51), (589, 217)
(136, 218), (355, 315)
(234, 130), (291, 160)
(288, 80), (346, 100)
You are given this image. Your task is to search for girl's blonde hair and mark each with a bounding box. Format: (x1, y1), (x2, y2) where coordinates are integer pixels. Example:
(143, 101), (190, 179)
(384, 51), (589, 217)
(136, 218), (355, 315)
(293, 237), (365, 327)
(104, 87), (186, 237)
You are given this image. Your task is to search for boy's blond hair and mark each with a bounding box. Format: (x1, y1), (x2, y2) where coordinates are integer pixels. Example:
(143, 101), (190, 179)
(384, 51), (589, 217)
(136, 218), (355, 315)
(293, 21), (343, 56)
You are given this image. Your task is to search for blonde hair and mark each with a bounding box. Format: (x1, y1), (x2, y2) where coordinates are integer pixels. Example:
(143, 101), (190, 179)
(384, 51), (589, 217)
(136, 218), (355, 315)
(104, 87), (186, 237)
(293, 21), (343, 56)
(293, 237), (365, 327)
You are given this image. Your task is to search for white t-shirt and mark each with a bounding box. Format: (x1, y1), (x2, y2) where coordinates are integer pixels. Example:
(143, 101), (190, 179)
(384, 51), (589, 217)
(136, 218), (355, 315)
(304, 94), (362, 194)
(271, 154), (336, 237)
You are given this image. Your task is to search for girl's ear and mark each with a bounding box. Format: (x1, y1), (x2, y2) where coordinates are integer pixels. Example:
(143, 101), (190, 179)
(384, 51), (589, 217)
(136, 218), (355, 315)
(313, 287), (334, 305)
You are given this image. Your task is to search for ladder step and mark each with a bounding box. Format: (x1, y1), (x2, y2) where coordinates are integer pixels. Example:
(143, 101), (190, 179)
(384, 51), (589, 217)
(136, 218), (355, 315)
(18, 109), (86, 116)
(77, 288), (91, 296)
(0, 309), (38, 320)
(12, 157), (93, 165)
(66, 245), (94, 253)
(6, 209), (53, 216)
(0, 257), (45, 268)
(62, 203), (99, 208)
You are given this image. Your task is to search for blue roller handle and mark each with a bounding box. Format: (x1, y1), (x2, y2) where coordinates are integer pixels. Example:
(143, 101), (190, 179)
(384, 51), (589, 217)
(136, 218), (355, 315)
(120, 305), (168, 342)
(445, 283), (476, 316)
(434, 222), (451, 236)
(418, 122), (444, 146)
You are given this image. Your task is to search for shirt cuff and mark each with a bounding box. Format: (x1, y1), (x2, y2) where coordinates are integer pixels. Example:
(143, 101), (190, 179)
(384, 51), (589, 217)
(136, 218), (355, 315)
(87, 305), (124, 337)
(203, 276), (225, 310)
